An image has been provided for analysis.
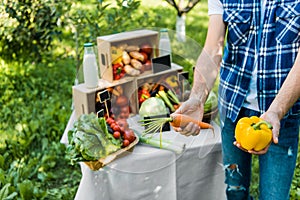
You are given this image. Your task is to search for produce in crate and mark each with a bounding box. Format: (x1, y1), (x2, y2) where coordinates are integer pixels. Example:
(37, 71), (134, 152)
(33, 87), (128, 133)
(66, 113), (137, 170)
(139, 97), (168, 119)
(202, 91), (219, 122)
(156, 85), (180, 112)
(95, 85), (133, 121)
(111, 43), (153, 80)
(138, 78), (181, 112)
(138, 83), (151, 105)
(97, 30), (159, 82)
(204, 91), (218, 113)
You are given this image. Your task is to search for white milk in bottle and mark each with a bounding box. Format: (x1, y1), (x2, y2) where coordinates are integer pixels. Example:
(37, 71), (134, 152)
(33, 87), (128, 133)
(83, 43), (99, 88)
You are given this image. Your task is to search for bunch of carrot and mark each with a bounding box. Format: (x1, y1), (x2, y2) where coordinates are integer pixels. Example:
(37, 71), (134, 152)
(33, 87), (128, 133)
(139, 113), (214, 136)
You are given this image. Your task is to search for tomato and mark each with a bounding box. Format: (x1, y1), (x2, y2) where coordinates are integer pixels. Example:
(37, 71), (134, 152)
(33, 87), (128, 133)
(122, 139), (130, 147)
(110, 122), (116, 128)
(113, 131), (121, 139)
(116, 119), (129, 130)
(123, 130), (136, 143)
(113, 63), (122, 70)
(112, 124), (120, 132)
(106, 117), (114, 125)
(114, 74), (121, 80)
(119, 127), (125, 134)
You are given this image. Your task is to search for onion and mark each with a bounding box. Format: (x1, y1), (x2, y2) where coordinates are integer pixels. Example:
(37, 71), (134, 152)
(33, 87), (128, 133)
(115, 95), (129, 107)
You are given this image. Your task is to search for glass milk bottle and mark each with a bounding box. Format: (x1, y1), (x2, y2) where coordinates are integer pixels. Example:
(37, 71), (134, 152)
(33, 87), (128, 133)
(158, 28), (172, 58)
(83, 43), (99, 88)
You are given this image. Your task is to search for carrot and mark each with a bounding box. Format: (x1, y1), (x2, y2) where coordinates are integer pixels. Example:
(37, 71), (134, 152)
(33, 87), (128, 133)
(170, 113), (214, 130)
(139, 114), (214, 136)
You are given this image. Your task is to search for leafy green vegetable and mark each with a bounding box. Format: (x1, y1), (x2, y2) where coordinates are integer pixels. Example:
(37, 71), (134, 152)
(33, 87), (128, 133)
(66, 113), (122, 164)
(204, 91), (218, 113)
(139, 97), (168, 118)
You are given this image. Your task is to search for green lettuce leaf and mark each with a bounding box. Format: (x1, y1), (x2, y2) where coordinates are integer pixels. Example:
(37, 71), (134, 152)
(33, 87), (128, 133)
(66, 113), (122, 164)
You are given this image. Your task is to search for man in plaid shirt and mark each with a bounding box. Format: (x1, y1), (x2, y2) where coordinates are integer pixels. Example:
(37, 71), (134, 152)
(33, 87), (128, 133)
(172, 0), (300, 199)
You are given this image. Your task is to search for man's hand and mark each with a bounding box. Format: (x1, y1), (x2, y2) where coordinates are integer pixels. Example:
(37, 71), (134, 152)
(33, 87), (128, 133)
(171, 98), (204, 136)
(234, 110), (280, 155)
(260, 110), (280, 144)
(234, 141), (271, 155)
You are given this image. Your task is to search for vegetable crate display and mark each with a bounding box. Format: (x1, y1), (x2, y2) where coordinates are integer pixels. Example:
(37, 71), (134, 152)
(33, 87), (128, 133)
(97, 29), (158, 82)
(69, 68), (199, 170)
(72, 77), (138, 120)
(137, 68), (183, 132)
(137, 68), (181, 113)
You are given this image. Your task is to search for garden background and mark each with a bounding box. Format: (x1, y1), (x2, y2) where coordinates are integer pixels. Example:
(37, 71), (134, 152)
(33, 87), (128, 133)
(0, 0), (299, 199)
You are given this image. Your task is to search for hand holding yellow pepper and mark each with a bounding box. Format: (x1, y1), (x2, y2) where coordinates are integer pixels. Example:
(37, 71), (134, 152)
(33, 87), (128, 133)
(235, 116), (273, 151)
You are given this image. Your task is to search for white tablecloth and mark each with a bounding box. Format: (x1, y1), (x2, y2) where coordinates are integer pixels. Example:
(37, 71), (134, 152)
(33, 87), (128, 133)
(61, 111), (226, 200)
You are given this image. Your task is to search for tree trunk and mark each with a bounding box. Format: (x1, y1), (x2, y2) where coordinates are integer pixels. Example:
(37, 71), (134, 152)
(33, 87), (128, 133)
(176, 14), (186, 42)
(164, 0), (201, 42)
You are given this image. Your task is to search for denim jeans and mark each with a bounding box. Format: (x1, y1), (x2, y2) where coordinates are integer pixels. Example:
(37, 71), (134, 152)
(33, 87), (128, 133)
(221, 107), (300, 200)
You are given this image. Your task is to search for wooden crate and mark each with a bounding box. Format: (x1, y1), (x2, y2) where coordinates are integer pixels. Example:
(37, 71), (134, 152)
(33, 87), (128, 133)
(72, 77), (138, 119)
(136, 64), (182, 108)
(73, 64), (183, 120)
(97, 29), (158, 82)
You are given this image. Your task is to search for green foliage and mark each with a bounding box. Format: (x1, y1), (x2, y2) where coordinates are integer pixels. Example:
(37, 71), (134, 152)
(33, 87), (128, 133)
(250, 156), (260, 198)
(0, 0), (71, 62)
(0, 57), (81, 199)
(68, 0), (142, 44)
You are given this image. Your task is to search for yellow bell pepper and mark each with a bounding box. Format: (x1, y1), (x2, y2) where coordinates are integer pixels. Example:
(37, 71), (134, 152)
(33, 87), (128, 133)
(235, 116), (273, 151)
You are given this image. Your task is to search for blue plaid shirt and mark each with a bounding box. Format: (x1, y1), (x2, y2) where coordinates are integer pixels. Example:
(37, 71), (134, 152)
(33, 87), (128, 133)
(219, 0), (300, 122)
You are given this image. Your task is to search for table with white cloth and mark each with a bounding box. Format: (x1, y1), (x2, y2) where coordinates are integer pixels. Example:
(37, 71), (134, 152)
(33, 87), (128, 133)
(61, 111), (226, 200)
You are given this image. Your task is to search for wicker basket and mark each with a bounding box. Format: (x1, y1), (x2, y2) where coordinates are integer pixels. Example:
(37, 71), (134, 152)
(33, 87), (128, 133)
(84, 133), (139, 170)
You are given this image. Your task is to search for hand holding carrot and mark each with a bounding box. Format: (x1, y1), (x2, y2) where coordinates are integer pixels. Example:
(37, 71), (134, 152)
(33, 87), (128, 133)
(171, 97), (206, 136)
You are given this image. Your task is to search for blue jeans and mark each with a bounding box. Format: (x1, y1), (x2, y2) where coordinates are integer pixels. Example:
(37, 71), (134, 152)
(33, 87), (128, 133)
(221, 107), (300, 200)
